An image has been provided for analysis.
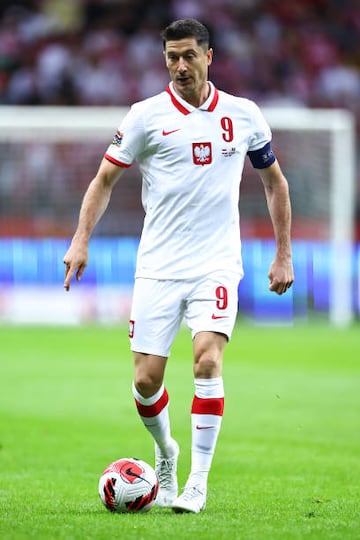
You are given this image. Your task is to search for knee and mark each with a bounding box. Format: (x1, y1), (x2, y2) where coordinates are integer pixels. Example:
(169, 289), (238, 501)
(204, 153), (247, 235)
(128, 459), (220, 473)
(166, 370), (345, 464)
(133, 352), (166, 398)
(134, 371), (163, 398)
(194, 352), (220, 378)
(193, 332), (226, 378)
(134, 363), (163, 398)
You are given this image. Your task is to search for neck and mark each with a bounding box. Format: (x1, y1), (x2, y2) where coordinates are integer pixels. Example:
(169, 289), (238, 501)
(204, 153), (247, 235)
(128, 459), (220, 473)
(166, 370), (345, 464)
(174, 82), (210, 108)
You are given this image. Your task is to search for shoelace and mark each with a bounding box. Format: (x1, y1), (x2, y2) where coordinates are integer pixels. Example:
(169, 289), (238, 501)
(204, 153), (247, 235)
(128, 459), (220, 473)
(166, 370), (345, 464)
(156, 457), (176, 488)
(181, 485), (204, 501)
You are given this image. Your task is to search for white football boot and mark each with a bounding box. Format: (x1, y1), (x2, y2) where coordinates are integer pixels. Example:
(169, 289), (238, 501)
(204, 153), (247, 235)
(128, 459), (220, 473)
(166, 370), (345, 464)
(155, 440), (179, 507)
(171, 475), (207, 514)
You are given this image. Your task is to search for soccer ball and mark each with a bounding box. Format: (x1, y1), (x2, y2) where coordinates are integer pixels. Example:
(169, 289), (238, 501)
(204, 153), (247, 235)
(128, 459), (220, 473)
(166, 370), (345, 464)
(98, 457), (159, 513)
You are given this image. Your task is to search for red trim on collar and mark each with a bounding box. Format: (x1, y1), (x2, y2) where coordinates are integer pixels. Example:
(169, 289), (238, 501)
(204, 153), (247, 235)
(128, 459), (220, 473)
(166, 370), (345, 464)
(166, 86), (191, 115)
(166, 84), (219, 114)
(207, 87), (219, 111)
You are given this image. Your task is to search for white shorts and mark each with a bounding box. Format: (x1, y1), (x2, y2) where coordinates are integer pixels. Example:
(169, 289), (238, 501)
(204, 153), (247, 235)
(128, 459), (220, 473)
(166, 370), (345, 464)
(129, 271), (241, 357)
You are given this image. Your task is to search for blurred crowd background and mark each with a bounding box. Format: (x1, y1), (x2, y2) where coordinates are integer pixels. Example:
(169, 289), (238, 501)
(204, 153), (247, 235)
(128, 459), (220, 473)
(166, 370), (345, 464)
(1, 0), (359, 116)
(0, 0), (359, 238)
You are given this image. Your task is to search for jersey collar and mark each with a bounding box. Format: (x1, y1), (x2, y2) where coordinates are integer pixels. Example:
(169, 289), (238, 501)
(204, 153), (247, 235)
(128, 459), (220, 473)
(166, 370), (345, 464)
(166, 81), (219, 115)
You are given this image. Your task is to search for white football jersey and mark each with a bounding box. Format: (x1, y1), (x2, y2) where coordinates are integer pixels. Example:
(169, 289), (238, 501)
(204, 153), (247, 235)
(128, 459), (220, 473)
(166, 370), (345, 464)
(105, 82), (272, 279)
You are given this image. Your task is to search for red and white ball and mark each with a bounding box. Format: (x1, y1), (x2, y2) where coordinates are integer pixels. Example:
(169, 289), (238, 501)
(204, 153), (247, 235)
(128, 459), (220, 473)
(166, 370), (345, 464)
(98, 458), (158, 513)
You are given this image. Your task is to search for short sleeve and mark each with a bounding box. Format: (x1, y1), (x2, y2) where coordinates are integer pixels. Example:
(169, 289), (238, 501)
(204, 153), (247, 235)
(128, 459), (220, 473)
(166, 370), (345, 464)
(104, 102), (146, 167)
(246, 100), (272, 152)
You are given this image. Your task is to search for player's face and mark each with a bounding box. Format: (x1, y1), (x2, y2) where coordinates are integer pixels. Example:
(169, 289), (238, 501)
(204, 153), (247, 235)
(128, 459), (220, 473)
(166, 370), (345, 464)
(164, 38), (213, 104)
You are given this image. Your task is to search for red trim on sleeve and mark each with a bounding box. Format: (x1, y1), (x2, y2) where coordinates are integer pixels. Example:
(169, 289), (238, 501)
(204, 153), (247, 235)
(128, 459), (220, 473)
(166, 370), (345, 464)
(104, 153), (131, 168)
(135, 388), (169, 418)
(191, 395), (224, 416)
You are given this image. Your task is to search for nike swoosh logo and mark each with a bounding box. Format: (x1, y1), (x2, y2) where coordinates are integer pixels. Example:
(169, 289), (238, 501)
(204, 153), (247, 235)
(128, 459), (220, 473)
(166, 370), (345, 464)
(162, 128), (181, 136)
(196, 425), (215, 430)
(125, 467), (142, 479)
(211, 314), (229, 320)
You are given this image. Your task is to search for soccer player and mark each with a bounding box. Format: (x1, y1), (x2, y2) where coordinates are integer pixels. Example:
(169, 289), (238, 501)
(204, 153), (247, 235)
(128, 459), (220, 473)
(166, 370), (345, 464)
(63, 19), (294, 513)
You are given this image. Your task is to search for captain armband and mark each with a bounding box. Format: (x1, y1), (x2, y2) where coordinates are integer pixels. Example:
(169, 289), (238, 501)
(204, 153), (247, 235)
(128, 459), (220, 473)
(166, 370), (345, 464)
(247, 142), (276, 169)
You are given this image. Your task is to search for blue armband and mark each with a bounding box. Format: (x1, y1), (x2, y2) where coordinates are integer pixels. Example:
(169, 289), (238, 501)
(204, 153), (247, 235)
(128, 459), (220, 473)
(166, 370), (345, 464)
(247, 142), (276, 169)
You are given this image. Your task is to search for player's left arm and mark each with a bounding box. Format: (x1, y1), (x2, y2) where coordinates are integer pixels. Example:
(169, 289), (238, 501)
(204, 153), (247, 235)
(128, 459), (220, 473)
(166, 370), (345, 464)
(256, 160), (294, 295)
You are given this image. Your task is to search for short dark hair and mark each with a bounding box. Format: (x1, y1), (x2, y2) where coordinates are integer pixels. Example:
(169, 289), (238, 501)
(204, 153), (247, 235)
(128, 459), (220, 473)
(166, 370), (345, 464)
(161, 19), (210, 50)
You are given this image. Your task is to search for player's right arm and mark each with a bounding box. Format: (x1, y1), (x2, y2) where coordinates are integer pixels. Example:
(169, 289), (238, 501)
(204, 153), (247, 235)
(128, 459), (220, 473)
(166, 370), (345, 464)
(63, 158), (126, 291)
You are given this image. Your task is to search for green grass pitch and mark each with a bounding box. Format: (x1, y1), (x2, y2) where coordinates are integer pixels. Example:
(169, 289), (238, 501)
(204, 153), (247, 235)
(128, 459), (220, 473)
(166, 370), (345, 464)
(0, 322), (359, 539)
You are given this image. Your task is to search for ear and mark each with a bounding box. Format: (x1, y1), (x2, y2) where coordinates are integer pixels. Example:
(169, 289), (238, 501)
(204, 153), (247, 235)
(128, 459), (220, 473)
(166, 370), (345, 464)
(207, 48), (213, 66)
(163, 49), (168, 67)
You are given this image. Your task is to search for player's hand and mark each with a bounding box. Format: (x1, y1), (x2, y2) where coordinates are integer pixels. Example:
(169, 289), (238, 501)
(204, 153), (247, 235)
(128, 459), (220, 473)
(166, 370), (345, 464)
(63, 241), (88, 291)
(268, 256), (294, 295)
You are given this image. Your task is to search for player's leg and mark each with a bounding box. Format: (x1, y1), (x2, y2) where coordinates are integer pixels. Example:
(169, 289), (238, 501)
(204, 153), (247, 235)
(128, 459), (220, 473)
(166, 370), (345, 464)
(132, 351), (178, 458)
(130, 278), (184, 507)
(172, 331), (226, 513)
(132, 351), (180, 507)
(172, 272), (240, 513)
(132, 352), (172, 452)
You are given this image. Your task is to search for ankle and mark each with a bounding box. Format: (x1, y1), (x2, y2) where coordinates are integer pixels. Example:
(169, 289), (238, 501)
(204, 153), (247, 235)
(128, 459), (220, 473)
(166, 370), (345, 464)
(156, 438), (178, 459)
(187, 471), (208, 488)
